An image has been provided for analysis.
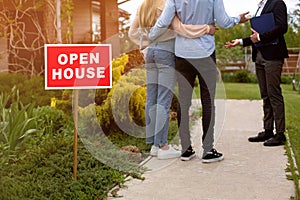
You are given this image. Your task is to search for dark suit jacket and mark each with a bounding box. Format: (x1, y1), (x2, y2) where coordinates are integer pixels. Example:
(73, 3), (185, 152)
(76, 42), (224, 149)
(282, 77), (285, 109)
(242, 0), (289, 62)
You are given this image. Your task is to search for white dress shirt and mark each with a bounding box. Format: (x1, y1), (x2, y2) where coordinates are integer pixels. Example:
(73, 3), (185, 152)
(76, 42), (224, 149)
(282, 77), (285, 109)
(239, 0), (268, 45)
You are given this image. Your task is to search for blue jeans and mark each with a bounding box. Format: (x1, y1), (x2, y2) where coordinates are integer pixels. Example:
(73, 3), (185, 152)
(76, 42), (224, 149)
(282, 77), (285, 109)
(145, 47), (175, 147)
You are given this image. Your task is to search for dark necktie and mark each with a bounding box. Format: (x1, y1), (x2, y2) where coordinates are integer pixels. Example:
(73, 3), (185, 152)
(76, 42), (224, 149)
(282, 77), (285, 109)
(254, 0), (265, 16)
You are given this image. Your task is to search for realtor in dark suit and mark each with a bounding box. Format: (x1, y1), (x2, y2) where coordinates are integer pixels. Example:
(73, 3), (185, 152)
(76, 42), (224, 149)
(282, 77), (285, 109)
(225, 0), (289, 146)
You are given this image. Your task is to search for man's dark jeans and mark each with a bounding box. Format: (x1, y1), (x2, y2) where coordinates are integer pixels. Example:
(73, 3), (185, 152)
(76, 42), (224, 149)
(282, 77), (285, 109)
(176, 53), (217, 153)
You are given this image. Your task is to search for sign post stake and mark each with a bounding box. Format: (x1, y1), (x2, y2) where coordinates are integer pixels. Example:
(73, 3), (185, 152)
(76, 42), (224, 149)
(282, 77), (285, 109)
(73, 89), (79, 180)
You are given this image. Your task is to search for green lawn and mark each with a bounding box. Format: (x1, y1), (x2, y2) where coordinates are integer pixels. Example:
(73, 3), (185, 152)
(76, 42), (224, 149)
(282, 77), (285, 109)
(220, 83), (261, 100)
(192, 82), (261, 100)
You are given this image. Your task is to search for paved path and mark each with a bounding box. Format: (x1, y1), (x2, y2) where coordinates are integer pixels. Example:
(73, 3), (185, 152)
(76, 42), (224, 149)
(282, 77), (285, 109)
(109, 100), (294, 200)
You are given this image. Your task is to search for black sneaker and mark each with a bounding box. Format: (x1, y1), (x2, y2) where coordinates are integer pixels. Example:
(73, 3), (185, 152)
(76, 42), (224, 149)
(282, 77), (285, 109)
(181, 146), (196, 161)
(202, 149), (224, 163)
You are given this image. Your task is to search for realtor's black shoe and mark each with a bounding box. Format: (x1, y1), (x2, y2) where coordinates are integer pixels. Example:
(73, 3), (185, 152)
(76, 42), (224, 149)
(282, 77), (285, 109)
(248, 131), (274, 142)
(263, 133), (286, 146)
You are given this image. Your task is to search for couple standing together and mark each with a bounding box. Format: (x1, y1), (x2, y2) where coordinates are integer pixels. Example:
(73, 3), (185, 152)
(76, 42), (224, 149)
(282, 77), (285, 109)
(129, 0), (288, 163)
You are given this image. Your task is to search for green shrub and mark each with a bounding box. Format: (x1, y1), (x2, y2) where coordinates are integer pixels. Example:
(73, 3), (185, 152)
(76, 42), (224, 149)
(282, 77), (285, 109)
(1, 99), (143, 199)
(92, 54), (147, 134)
(232, 70), (252, 83)
(56, 99), (73, 116)
(0, 53), (148, 200)
(0, 73), (62, 107)
(0, 73), (24, 92)
(220, 72), (232, 83)
(281, 75), (293, 84)
(102, 68), (146, 133)
(0, 136), (138, 200)
(129, 86), (146, 127)
(221, 70), (257, 83)
(34, 106), (71, 135)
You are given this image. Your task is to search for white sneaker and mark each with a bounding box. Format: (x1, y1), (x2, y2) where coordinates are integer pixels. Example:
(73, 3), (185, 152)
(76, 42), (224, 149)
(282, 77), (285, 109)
(150, 145), (159, 156)
(157, 145), (181, 160)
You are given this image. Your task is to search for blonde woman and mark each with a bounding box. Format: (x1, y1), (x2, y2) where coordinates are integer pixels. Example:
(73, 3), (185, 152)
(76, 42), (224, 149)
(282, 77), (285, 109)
(129, 0), (215, 160)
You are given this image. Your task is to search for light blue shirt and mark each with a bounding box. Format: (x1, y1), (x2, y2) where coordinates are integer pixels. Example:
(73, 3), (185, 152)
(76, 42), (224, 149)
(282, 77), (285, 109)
(149, 0), (241, 59)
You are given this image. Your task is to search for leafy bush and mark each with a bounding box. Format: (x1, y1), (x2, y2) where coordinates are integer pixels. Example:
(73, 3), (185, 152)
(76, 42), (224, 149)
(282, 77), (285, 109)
(34, 106), (71, 135)
(0, 73), (61, 107)
(281, 75), (293, 84)
(93, 54), (147, 134)
(56, 99), (73, 116)
(0, 52), (149, 199)
(0, 99), (143, 199)
(0, 135), (140, 200)
(221, 70), (257, 83)
(220, 73), (233, 83)
(130, 87), (146, 126)
(232, 70), (252, 83)
(96, 68), (146, 135)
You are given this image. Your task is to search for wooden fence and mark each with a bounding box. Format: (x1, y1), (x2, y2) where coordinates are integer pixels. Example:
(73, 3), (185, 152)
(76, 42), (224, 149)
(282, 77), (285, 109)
(283, 48), (300, 76)
(219, 48), (300, 76)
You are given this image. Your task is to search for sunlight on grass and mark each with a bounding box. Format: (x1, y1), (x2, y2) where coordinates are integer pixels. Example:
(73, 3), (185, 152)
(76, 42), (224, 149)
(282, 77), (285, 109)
(193, 82), (261, 100)
(221, 83), (261, 100)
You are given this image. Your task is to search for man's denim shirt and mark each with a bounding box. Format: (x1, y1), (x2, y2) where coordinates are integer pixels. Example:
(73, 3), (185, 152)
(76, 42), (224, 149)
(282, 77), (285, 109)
(149, 0), (241, 59)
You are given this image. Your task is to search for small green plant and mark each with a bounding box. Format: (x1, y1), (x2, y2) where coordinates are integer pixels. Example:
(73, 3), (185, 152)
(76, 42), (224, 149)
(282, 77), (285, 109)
(0, 87), (38, 153)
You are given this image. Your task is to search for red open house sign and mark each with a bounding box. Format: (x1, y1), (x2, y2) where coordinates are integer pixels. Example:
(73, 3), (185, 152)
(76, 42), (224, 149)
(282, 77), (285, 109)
(45, 44), (112, 89)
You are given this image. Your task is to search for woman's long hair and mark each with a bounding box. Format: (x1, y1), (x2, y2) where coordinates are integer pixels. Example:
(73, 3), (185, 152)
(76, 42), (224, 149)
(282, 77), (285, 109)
(138, 0), (164, 28)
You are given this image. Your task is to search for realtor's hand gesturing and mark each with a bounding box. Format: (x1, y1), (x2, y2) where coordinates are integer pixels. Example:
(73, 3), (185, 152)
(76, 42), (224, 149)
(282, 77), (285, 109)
(225, 39), (240, 48)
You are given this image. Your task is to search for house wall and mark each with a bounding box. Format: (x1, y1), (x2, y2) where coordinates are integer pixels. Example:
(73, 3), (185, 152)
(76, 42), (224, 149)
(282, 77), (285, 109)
(8, 10), (45, 73)
(43, 2), (57, 44)
(100, 0), (120, 57)
(0, 0), (123, 73)
(0, 31), (8, 73)
(1, 0), (46, 73)
(73, 0), (92, 43)
(100, 0), (118, 42)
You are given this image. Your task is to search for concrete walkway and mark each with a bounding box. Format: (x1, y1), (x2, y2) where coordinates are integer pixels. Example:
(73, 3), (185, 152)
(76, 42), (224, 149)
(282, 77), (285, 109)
(109, 100), (294, 200)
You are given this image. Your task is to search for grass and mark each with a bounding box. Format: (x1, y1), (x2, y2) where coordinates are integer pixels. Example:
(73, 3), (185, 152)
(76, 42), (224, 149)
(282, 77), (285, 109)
(220, 83), (261, 100)
(192, 82), (262, 100)
(282, 85), (300, 199)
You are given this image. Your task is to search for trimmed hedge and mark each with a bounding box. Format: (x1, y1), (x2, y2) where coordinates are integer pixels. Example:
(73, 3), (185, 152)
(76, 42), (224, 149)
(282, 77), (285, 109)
(0, 73), (61, 107)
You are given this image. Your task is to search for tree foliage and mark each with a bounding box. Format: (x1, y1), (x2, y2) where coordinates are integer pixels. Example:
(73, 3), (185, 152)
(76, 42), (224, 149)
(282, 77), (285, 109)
(215, 23), (252, 65)
(285, 1), (300, 48)
(0, 0), (73, 75)
(92, 53), (146, 135)
(214, 6), (300, 66)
